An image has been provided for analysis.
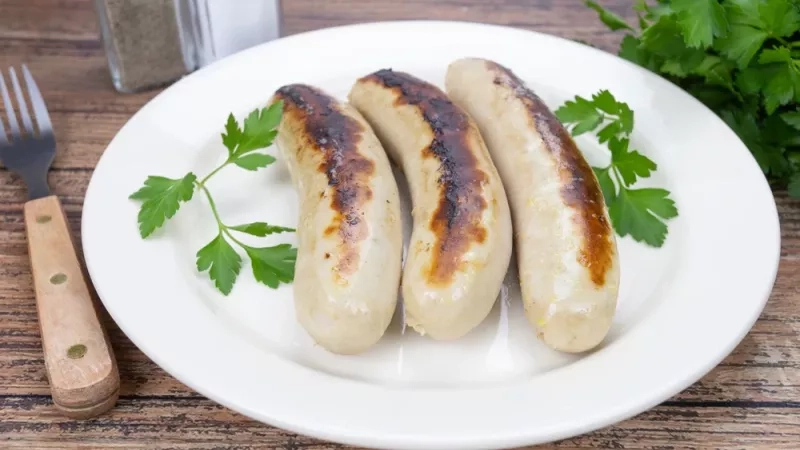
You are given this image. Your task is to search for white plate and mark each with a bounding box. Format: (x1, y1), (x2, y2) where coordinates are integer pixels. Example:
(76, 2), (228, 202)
(82, 21), (780, 450)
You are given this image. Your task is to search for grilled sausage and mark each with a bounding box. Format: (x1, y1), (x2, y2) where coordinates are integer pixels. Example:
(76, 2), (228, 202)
(445, 58), (620, 353)
(348, 69), (512, 340)
(272, 84), (402, 354)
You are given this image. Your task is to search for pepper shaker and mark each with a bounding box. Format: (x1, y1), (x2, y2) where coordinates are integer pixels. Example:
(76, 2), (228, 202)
(94, 0), (283, 93)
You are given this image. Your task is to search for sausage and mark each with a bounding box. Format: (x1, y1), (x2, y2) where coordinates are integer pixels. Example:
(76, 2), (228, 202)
(445, 58), (620, 353)
(348, 69), (512, 340)
(272, 84), (403, 354)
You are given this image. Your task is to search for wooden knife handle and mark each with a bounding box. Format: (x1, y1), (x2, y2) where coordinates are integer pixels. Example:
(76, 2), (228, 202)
(24, 195), (120, 419)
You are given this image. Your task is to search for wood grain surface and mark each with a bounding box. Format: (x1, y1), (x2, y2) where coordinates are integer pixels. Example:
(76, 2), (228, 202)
(1, 0), (798, 449)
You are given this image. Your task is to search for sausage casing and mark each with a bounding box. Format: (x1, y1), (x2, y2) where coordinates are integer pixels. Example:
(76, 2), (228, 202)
(348, 70), (512, 340)
(272, 84), (403, 354)
(445, 58), (620, 353)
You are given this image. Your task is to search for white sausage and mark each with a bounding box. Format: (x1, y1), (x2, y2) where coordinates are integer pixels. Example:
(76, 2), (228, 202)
(348, 69), (512, 340)
(272, 84), (403, 354)
(445, 58), (620, 353)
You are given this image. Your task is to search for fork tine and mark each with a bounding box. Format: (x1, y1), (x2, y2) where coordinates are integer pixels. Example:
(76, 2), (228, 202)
(22, 65), (52, 135)
(9, 67), (35, 136)
(0, 70), (21, 139)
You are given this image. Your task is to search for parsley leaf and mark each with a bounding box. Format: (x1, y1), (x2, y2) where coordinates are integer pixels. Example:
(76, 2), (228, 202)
(641, 15), (690, 57)
(229, 222), (295, 237)
(233, 153), (277, 171)
(615, 102), (634, 134)
(619, 34), (655, 69)
(782, 110), (800, 130)
(553, 96), (598, 121)
(726, 0), (763, 27)
(129, 173), (197, 238)
(671, 0), (728, 48)
(714, 24), (768, 68)
(597, 121), (624, 143)
(592, 90), (620, 114)
(556, 91), (633, 142)
(221, 114), (242, 156)
(609, 137), (657, 186)
(585, 1), (633, 31)
(759, 46), (793, 64)
(554, 96), (602, 136)
(639, 14), (710, 76)
(196, 233), (242, 296)
(760, 0), (800, 38)
(608, 187), (678, 248)
(619, 34), (642, 63)
(573, 114), (604, 136)
(693, 55), (737, 92)
(735, 67), (765, 95)
(757, 49), (800, 113)
(230, 100), (283, 156)
(244, 244), (297, 289)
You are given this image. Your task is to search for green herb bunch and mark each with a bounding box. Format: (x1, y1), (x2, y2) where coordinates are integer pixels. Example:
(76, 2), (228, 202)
(586, 0), (800, 197)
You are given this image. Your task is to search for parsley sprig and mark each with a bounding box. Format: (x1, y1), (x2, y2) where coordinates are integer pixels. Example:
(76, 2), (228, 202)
(556, 90), (679, 247)
(556, 89), (634, 142)
(129, 101), (297, 295)
(585, 0), (800, 198)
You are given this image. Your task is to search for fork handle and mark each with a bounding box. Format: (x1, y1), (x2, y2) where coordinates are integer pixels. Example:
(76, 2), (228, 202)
(24, 195), (120, 419)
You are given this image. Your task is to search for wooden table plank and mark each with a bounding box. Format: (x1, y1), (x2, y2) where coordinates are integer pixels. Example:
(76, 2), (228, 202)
(1, 0), (799, 449)
(2, 397), (799, 449)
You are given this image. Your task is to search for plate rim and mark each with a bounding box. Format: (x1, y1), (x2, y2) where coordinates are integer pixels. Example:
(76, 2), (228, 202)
(81, 19), (782, 450)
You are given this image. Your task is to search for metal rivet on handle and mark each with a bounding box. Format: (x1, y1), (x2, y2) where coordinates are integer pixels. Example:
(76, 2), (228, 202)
(36, 215), (52, 223)
(50, 273), (67, 284)
(67, 344), (87, 359)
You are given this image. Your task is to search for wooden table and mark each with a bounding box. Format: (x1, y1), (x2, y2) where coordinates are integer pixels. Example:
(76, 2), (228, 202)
(1, 1), (798, 448)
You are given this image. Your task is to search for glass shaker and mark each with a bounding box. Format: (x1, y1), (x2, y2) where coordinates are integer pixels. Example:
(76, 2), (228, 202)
(93, 0), (284, 93)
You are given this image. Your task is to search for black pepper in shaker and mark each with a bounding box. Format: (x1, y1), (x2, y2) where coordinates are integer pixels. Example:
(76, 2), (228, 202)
(94, 0), (195, 93)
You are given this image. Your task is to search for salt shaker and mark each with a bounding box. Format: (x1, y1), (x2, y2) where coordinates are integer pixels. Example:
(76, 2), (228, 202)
(94, 0), (283, 93)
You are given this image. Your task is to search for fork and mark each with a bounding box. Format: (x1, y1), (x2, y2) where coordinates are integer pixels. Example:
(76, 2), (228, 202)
(0, 66), (119, 418)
